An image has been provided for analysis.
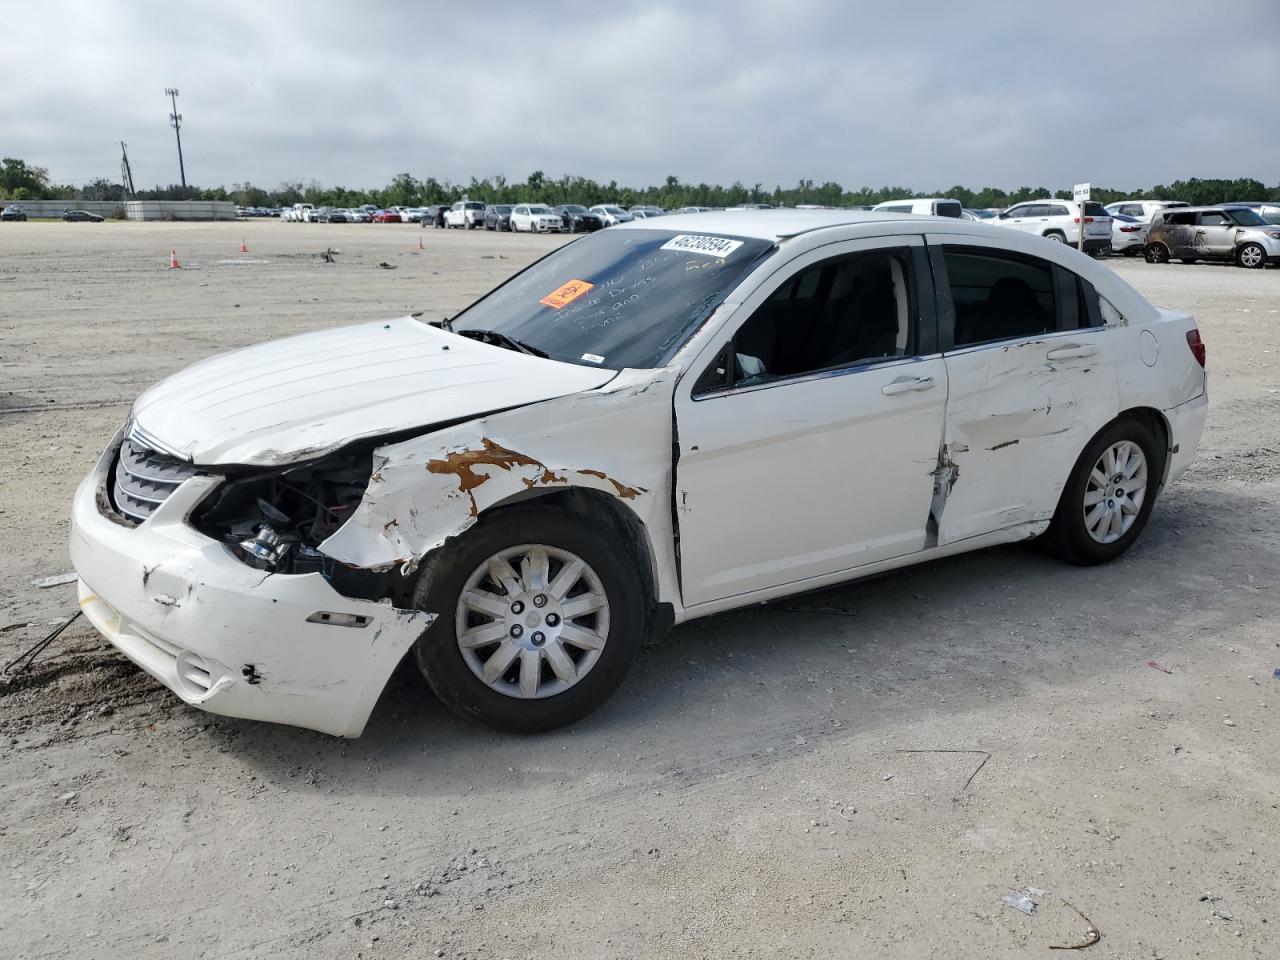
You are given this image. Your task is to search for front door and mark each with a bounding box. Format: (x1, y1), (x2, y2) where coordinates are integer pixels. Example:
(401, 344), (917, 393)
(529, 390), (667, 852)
(1195, 210), (1236, 257)
(673, 237), (947, 607)
(927, 237), (1120, 543)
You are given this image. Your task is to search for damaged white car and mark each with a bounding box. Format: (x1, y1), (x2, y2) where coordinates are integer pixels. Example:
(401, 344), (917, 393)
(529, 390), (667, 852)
(70, 211), (1208, 736)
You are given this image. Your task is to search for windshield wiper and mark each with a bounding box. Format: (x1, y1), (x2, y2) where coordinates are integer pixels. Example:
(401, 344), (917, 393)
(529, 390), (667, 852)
(455, 328), (548, 358)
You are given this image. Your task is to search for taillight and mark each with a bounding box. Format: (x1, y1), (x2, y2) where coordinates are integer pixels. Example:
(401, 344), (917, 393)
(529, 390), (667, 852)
(1120, 226), (1140, 232)
(1186, 328), (1206, 368)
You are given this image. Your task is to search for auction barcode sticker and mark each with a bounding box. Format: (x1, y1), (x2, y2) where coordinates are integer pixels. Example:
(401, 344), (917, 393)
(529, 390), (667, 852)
(660, 234), (744, 258)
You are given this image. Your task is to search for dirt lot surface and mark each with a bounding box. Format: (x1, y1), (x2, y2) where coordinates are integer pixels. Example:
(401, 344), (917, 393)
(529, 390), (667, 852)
(2, 221), (1278, 959)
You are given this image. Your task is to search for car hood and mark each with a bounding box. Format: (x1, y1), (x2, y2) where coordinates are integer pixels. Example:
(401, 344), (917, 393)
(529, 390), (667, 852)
(130, 317), (617, 468)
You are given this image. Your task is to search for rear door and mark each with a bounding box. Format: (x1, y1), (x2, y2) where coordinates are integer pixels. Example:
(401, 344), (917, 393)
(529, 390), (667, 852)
(1160, 211), (1198, 258)
(927, 237), (1120, 542)
(673, 236), (946, 606)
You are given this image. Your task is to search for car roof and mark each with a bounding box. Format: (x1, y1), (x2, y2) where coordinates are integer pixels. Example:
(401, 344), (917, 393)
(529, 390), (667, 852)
(608, 208), (1008, 241)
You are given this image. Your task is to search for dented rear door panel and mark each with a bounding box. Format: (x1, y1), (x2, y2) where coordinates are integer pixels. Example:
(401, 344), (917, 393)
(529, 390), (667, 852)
(929, 237), (1120, 544)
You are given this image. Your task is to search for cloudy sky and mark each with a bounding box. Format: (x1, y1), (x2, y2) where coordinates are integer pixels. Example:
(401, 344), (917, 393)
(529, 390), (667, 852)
(4, 1), (1278, 192)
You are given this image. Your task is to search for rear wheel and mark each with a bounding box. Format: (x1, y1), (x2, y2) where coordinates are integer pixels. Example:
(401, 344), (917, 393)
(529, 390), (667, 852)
(1145, 243), (1170, 263)
(1237, 243), (1266, 269)
(412, 506), (644, 731)
(1041, 418), (1162, 566)
(1044, 231), (1067, 243)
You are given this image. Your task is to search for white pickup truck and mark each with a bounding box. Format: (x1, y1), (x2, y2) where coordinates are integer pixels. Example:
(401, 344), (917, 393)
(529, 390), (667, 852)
(444, 201), (486, 229)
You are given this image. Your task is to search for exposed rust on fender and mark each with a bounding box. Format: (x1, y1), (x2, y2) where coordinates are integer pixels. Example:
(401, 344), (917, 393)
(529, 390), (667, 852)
(576, 468), (645, 500)
(425, 438), (542, 516)
(425, 439), (643, 514)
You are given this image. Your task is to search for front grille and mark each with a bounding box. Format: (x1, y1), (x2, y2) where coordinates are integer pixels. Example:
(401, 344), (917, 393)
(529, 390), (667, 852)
(111, 436), (198, 524)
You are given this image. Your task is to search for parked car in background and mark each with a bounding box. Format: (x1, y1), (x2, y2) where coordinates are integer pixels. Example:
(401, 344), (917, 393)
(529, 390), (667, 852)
(589, 204), (633, 226)
(871, 198), (964, 219)
(373, 209), (403, 223)
(630, 206), (666, 217)
(726, 203), (773, 210)
(554, 205), (603, 233)
(630, 210), (664, 220)
(1104, 200), (1187, 224)
(281, 203), (315, 222)
(63, 210), (104, 222)
(964, 208), (997, 220)
(444, 201), (486, 229)
(1144, 205), (1280, 268)
(69, 210), (1207, 736)
(1, 206), (28, 221)
(671, 206), (713, 214)
(317, 208), (352, 223)
(1227, 201), (1280, 221)
(484, 204), (514, 231)
(349, 209), (372, 223)
(510, 204), (564, 233)
(1110, 214), (1147, 255)
(991, 199), (1112, 255)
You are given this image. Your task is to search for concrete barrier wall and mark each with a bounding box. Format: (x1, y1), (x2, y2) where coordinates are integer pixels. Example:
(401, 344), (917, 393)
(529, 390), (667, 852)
(0, 199), (236, 220)
(124, 201), (236, 221)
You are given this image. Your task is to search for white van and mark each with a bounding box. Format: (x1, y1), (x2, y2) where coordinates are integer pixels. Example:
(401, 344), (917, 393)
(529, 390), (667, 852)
(871, 198), (963, 218)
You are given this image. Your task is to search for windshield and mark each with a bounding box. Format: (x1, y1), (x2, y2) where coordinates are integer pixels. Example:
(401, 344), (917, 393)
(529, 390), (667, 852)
(528, 205), (551, 214)
(495, 205), (512, 213)
(450, 229), (775, 369)
(1226, 208), (1267, 226)
(603, 206), (627, 215)
(562, 205), (587, 213)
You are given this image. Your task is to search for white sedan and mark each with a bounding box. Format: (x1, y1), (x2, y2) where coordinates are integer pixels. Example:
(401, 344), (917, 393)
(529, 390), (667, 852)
(589, 204), (633, 226)
(69, 212), (1207, 736)
(509, 204), (564, 233)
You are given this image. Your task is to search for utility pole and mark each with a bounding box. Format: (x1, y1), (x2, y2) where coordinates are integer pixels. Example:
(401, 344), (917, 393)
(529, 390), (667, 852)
(165, 87), (187, 191)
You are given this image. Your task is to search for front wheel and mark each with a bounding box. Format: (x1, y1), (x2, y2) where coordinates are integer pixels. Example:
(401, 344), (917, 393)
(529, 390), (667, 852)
(1040, 418), (1162, 565)
(412, 506), (644, 731)
(1237, 243), (1266, 269)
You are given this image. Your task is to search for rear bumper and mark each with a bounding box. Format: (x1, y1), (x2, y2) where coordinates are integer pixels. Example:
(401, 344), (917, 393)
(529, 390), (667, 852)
(1163, 387), (1208, 487)
(69, 438), (433, 737)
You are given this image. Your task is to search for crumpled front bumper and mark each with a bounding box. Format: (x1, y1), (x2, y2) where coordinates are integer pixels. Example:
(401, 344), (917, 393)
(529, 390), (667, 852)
(68, 437), (434, 737)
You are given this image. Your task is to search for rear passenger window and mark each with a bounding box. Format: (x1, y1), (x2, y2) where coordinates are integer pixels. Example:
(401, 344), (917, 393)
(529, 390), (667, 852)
(1198, 212), (1229, 226)
(1048, 205), (1071, 217)
(1165, 212), (1196, 225)
(943, 249), (1058, 347)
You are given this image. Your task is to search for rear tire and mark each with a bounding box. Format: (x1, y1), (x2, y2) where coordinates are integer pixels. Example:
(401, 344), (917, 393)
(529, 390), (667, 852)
(1145, 243), (1170, 264)
(1237, 243), (1266, 269)
(1040, 417), (1162, 566)
(411, 506), (644, 731)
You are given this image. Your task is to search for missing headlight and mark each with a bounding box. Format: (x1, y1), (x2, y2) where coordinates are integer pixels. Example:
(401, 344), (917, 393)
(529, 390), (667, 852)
(191, 451), (373, 576)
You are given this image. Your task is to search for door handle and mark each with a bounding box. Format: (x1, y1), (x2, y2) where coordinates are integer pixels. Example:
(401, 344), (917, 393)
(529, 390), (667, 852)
(1046, 344), (1097, 360)
(881, 375), (936, 396)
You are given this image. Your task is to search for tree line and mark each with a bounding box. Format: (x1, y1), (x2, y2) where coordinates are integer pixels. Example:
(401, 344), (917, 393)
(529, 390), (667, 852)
(4, 157), (1277, 210)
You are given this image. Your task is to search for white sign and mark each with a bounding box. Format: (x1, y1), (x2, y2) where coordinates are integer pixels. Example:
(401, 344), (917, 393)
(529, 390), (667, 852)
(660, 234), (744, 258)
(1072, 182), (1091, 202)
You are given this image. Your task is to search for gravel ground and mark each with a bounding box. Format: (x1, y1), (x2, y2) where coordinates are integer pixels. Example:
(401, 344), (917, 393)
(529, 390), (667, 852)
(1, 221), (1278, 959)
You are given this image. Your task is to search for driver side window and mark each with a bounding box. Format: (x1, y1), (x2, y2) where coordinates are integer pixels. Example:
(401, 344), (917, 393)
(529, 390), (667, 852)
(695, 246), (920, 394)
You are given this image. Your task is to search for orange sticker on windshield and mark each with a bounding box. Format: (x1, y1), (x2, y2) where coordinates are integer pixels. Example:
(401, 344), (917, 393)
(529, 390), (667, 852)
(540, 279), (594, 310)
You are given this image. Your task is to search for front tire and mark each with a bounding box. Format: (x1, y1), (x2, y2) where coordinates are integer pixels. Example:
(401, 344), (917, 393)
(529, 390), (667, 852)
(1237, 243), (1266, 269)
(1041, 418), (1162, 566)
(412, 506), (644, 731)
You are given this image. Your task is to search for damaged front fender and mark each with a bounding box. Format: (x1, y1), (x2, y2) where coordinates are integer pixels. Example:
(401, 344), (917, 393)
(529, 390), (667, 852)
(319, 367), (683, 608)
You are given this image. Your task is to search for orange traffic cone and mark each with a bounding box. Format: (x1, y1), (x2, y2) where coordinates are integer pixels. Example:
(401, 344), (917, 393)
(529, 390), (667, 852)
(169, 249), (180, 269)
(417, 236), (424, 251)
(240, 239), (248, 253)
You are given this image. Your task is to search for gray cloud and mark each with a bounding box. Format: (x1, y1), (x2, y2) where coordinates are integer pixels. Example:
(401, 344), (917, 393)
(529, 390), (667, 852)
(3, 0), (1277, 191)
